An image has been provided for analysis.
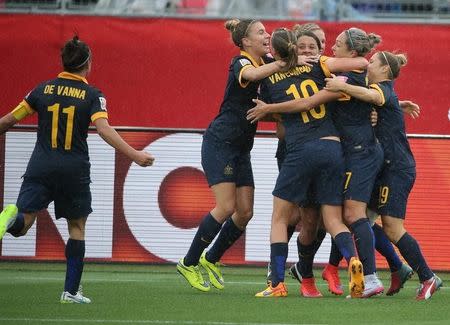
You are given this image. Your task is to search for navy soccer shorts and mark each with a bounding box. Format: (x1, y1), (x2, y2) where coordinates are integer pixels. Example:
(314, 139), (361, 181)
(16, 176), (93, 220)
(273, 138), (344, 206)
(369, 166), (416, 219)
(201, 135), (254, 188)
(343, 143), (384, 203)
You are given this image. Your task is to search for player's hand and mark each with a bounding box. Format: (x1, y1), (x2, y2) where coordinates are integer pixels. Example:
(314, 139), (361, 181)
(370, 109), (378, 127)
(399, 100), (420, 119)
(324, 74), (347, 92)
(134, 151), (155, 167)
(247, 99), (270, 124)
(297, 54), (319, 67)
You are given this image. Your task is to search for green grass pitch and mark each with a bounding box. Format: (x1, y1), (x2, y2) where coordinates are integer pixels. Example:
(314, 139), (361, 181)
(0, 262), (448, 324)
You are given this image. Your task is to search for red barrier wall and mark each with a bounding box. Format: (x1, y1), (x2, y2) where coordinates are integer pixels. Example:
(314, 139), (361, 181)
(0, 14), (449, 134)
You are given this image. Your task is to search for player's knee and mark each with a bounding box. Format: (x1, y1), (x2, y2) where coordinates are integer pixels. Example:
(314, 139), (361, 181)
(234, 209), (253, 227)
(382, 223), (404, 243)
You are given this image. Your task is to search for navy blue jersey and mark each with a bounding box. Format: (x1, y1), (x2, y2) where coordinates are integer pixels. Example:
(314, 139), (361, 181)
(204, 51), (273, 149)
(21, 72), (108, 180)
(329, 70), (377, 152)
(260, 56), (338, 150)
(370, 81), (415, 170)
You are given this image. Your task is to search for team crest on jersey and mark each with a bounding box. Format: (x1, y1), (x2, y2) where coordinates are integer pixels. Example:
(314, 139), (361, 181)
(99, 97), (107, 111)
(239, 59), (251, 67)
(224, 164), (233, 176)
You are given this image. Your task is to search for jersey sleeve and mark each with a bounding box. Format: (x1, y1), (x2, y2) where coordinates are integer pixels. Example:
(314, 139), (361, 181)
(90, 89), (109, 122)
(369, 83), (387, 107)
(233, 57), (253, 88)
(319, 56), (332, 78)
(12, 99), (35, 121)
(12, 87), (39, 121)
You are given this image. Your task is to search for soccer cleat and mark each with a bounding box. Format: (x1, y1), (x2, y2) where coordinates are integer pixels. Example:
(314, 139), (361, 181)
(199, 251), (224, 290)
(416, 275), (443, 301)
(0, 204), (18, 240)
(362, 274), (384, 298)
(348, 257), (364, 298)
(255, 282), (288, 298)
(300, 277), (322, 298)
(288, 263), (303, 283)
(322, 264), (343, 295)
(177, 258), (210, 292)
(386, 263), (413, 296)
(60, 291), (91, 304)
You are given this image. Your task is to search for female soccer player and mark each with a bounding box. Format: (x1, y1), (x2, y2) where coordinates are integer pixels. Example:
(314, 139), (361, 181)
(324, 51), (442, 300)
(252, 28), (368, 298)
(176, 19), (287, 292)
(0, 36), (154, 303)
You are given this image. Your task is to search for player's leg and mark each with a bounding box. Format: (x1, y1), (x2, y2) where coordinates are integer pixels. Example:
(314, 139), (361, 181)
(61, 216), (91, 304)
(178, 182), (235, 292)
(58, 181), (92, 304)
(371, 222), (413, 295)
(379, 169), (441, 300)
(382, 215), (442, 300)
(321, 204), (364, 298)
(200, 151), (254, 289)
(344, 200), (383, 298)
(255, 196), (292, 298)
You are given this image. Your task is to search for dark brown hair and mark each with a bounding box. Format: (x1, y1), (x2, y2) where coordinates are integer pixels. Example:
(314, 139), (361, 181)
(224, 18), (259, 49)
(271, 28), (298, 72)
(378, 51), (407, 79)
(61, 35), (91, 73)
(345, 28), (381, 57)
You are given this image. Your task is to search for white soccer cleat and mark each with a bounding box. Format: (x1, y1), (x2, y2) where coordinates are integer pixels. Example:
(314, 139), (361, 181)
(60, 291), (92, 304)
(362, 273), (384, 298)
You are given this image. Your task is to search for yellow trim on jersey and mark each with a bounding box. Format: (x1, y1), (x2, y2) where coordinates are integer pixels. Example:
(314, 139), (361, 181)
(240, 50), (264, 67)
(11, 100), (35, 121)
(338, 93), (351, 101)
(319, 56), (332, 78)
(369, 83), (385, 106)
(238, 51), (265, 88)
(91, 111), (108, 122)
(58, 72), (88, 84)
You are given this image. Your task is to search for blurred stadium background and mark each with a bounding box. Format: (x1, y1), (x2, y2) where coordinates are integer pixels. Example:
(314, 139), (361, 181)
(0, 1), (449, 271)
(0, 0), (449, 22)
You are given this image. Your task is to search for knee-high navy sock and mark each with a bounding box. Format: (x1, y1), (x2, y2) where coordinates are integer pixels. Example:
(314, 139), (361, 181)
(395, 232), (433, 282)
(206, 217), (243, 264)
(64, 239), (85, 295)
(287, 225), (296, 242)
(270, 242), (288, 287)
(184, 213), (222, 266)
(333, 232), (356, 264)
(372, 223), (402, 272)
(312, 228), (326, 253)
(297, 238), (315, 278)
(7, 212), (24, 237)
(328, 238), (343, 267)
(349, 218), (376, 275)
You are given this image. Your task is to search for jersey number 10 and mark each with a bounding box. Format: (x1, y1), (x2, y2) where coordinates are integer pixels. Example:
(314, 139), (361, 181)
(286, 80), (326, 123)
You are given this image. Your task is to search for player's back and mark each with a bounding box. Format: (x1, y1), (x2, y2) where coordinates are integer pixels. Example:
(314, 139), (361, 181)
(329, 70), (377, 152)
(260, 57), (338, 150)
(23, 72), (106, 180)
